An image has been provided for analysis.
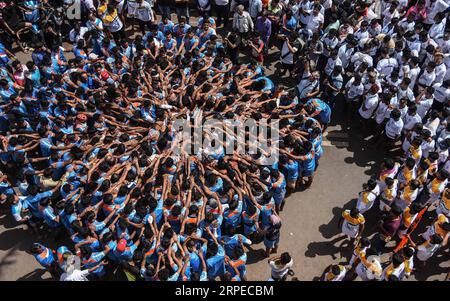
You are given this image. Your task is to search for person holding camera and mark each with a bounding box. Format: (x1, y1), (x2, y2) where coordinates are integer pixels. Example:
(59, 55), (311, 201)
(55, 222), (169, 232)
(268, 252), (294, 281)
(280, 33), (299, 78)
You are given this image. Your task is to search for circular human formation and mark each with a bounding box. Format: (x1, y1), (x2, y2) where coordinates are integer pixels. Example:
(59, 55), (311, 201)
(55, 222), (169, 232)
(0, 0), (450, 282)
(0, 0), (334, 281)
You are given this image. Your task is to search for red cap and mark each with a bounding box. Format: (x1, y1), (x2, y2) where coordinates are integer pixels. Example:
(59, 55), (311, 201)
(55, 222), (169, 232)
(116, 239), (127, 252)
(100, 70), (109, 80)
(371, 84), (379, 93)
(77, 113), (87, 122)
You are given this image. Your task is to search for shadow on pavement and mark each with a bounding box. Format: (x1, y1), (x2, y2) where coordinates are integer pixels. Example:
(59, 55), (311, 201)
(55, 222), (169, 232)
(327, 99), (383, 177)
(304, 235), (349, 260)
(0, 212), (21, 230)
(319, 202), (356, 239)
(414, 253), (450, 281)
(0, 228), (32, 252)
(0, 247), (18, 278)
(17, 268), (51, 281)
(245, 245), (268, 265)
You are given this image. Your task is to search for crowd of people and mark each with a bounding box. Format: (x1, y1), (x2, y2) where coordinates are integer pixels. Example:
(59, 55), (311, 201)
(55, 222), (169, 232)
(312, 0), (450, 281)
(0, 0), (330, 281)
(0, 0), (449, 282)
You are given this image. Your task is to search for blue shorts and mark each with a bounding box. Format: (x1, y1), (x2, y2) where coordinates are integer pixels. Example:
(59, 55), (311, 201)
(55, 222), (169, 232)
(315, 152), (322, 162)
(287, 175), (299, 181)
(273, 190), (286, 205)
(264, 237), (279, 249)
(300, 168), (314, 177)
(319, 112), (331, 124)
(244, 224), (257, 235)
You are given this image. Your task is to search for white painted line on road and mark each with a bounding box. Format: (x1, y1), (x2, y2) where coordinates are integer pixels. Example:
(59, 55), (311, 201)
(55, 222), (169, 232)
(322, 140), (349, 147)
(326, 132), (349, 139)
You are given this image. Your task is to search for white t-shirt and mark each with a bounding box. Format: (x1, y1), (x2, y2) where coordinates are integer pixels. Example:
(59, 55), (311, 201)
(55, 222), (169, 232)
(86, 18), (104, 32)
(345, 78), (364, 100)
(297, 72), (319, 99)
(421, 139), (436, 158)
(60, 269), (89, 281)
(430, 19), (446, 39)
(351, 52), (374, 68)
(435, 63), (447, 85)
(437, 37), (450, 53)
(434, 84), (450, 103)
(416, 97), (434, 118)
(399, 19), (415, 32)
(325, 57), (342, 76)
(382, 8), (400, 27)
(359, 93), (379, 119)
(306, 13), (324, 33)
(381, 263), (405, 281)
(126, 0), (139, 17)
(269, 259), (293, 279)
(215, 0), (229, 5)
(321, 35), (338, 57)
(135, 1), (153, 21)
(418, 70), (436, 87)
(338, 43), (354, 68)
(375, 102), (390, 124)
(377, 57), (398, 77)
(425, 0), (449, 24)
(417, 243), (440, 261)
(424, 118), (440, 137)
(403, 113), (421, 132)
(356, 186), (380, 213)
(354, 29), (369, 41)
(69, 27), (88, 43)
(408, 67), (421, 89)
(397, 86), (415, 103)
(385, 118), (404, 139)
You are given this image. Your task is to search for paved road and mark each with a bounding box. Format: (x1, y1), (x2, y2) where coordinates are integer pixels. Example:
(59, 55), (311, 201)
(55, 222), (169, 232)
(1, 16), (449, 281)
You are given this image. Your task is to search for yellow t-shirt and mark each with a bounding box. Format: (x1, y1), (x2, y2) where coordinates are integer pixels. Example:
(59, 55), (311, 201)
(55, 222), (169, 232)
(442, 189), (450, 209)
(98, 3), (108, 16)
(343, 210), (365, 225)
(402, 207), (417, 228)
(402, 186), (416, 203)
(435, 214), (449, 237)
(103, 9), (118, 25)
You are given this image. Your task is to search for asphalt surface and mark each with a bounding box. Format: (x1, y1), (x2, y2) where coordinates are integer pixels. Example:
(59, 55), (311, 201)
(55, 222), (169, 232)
(0, 15), (449, 281)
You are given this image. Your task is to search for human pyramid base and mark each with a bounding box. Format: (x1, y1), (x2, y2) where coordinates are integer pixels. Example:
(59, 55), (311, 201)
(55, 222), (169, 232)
(0, 0), (449, 282)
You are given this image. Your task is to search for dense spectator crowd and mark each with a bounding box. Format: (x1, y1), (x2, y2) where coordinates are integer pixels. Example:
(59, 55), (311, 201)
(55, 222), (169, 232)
(0, 0), (449, 281)
(313, 0), (450, 280)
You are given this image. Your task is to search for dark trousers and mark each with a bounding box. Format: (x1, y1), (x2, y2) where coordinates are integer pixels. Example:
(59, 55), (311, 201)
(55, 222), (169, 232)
(175, 6), (190, 24)
(159, 5), (171, 19)
(228, 48), (239, 64)
(215, 4), (229, 28)
(138, 20), (152, 35)
(237, 31), (251, 47)
(371, 233), (387, 256)
(111, 29), (126, 43)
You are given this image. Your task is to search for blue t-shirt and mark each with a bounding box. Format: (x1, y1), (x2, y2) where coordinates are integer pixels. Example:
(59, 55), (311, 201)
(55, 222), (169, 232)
(307, 98), (331, 124)
(285, 161), (299, 180)
(255, 76), (275, 94)
(206, 245), (225, 279)
(34, 244), (55, 268)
